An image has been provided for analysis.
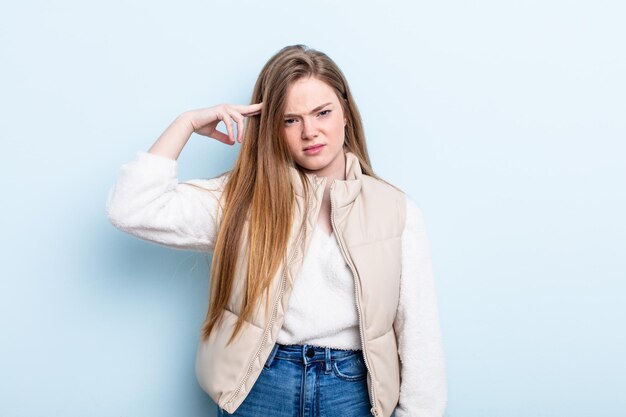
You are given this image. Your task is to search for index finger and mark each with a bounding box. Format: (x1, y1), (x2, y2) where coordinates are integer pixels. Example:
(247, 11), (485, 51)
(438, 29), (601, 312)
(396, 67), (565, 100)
(233, 102), (263, 116)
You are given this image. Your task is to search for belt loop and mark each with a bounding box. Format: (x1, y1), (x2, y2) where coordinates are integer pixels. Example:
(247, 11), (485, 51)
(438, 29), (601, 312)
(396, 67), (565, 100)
(264, 342), (280, 369)
(325, 347), (331, 373)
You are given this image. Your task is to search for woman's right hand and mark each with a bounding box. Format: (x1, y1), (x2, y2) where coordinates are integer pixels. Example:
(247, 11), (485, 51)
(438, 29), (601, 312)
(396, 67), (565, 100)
(185, 102), (263, 145)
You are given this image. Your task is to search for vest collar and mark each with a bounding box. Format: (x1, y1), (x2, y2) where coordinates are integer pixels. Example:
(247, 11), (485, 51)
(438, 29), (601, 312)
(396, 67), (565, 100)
(288, 151), (363, 208)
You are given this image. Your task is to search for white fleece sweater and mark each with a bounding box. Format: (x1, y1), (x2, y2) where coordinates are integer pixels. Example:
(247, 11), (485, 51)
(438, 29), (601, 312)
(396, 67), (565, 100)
(105, 151), (447, 417)
(276, 222), (362, 350)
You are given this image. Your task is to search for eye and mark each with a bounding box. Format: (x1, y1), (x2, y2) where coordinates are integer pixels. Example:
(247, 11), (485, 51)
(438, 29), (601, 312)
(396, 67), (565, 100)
(319, 109), (331, 117)
(284, 118), (296, 126)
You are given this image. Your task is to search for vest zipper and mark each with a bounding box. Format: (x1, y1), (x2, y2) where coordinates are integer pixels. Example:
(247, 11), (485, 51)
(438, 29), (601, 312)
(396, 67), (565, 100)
(225, 188), (313, 408)
(330, 180), (380, 417)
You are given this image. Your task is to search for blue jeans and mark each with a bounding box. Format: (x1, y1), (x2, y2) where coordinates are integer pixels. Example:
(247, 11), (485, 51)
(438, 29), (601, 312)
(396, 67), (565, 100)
(216, 342), (384, 417)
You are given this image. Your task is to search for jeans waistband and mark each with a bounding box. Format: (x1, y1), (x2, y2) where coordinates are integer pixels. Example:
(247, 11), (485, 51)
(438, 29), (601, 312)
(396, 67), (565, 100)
(265, 342), (362, 371)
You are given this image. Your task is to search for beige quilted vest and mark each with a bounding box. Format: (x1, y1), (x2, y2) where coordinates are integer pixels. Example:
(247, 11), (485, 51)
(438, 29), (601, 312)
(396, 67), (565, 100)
(195, 151), (406, 417)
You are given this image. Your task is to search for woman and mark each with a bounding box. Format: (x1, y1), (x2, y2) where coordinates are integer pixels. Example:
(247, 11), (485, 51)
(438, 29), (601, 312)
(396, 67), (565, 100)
(106, 44), (447, 417)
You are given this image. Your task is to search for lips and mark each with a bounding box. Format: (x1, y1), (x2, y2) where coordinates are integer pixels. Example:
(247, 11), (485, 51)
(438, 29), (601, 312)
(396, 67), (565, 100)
(304, 144), (325, 151)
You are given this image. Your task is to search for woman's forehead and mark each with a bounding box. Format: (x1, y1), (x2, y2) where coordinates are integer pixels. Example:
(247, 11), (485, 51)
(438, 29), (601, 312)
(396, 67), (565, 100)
(284, 77), (338, 112)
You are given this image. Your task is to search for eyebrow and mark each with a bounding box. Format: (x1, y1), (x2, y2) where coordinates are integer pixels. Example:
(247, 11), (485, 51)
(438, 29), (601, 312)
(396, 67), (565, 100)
(284, 102), (333, 118)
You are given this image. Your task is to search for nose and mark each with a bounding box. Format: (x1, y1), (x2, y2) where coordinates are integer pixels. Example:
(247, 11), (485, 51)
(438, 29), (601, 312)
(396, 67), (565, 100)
(301, 117), (318, 139)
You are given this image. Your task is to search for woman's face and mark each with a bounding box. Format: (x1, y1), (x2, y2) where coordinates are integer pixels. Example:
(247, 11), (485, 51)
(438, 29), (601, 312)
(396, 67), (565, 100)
(282, 76), (347, 178)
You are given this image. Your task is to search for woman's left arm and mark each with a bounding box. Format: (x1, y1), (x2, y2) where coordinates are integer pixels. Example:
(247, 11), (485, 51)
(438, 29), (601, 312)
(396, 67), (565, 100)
(393, 194), (448, 417)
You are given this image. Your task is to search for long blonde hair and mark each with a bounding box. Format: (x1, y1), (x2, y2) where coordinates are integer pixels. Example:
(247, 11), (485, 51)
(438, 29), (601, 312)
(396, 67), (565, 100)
(199, 44), (391, 344)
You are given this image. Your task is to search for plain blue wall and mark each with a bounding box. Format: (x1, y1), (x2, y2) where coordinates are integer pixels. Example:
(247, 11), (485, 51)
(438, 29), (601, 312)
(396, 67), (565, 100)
(1, 0), (624, 416)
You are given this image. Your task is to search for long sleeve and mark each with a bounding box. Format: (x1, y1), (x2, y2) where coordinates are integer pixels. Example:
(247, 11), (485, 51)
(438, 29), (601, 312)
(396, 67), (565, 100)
(393, 194), (447, 417)
(105, 151), (229, 252)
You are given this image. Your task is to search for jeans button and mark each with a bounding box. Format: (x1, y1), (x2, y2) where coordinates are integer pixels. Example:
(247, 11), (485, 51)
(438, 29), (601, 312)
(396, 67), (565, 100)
(306, 347), (315, 358)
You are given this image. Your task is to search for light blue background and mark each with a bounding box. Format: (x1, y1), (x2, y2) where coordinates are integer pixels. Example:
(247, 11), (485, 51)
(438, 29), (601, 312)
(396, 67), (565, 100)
(1, 0), (624, 416)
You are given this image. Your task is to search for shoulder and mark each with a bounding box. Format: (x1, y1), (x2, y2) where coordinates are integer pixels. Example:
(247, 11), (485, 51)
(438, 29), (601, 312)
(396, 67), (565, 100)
(361, 174), (402, 194)
(361, 174), (406, 208)
(359, 176), (426, 230)
(403, 194), (426, 230)
(359, 175), (409, 235)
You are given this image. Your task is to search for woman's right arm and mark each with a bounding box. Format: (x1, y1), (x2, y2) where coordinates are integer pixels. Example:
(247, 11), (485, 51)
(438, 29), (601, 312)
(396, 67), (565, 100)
(393, 194), (447, 417)
(105, 103), (262, 252)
